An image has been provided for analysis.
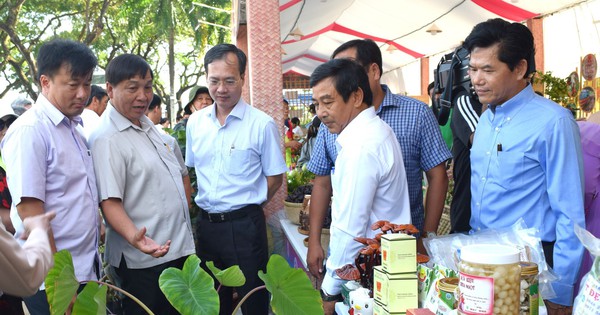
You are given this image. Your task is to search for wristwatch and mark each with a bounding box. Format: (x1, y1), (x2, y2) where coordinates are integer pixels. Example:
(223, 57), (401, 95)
(423, 231), (437, 238)
(320, 289), (343, 302)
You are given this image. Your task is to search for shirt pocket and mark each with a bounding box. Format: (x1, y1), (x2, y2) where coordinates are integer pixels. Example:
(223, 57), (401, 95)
(493, 151), (524, 190)
(227, 148), (254, 176)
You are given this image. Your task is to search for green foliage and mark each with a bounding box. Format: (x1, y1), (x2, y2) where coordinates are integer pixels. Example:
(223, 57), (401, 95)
(46, 252), (322, 315)
(206, 261), (246, 287)
(533, 71), (570, 105)
(72, 282), (107, 315)
(286, 167), (315, 195)
(160, 254), (323, 315)
(258, 255), (324, 315)
(159, 255), (219, 315)
(45, 250), (79, 315)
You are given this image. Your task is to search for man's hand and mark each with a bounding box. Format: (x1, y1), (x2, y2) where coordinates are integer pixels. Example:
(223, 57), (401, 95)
(20, 211), (56, 240)
(285, 140), (302, 151)
(323, 300), (336, 315)
(131, 227), (171, 258)
(307, 241), (324, 279)
(545, 300), (572, 315)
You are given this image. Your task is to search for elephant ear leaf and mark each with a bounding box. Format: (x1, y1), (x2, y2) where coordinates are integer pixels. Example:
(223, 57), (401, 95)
(206, 261), (246, 287)
(46, 250), (79, 315)
(159, 255), (219, 315)
(258, 254), (323, 315)
(72, 282), (107, 315)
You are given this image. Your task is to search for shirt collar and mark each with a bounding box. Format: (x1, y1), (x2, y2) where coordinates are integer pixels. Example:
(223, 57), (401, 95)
(490, 84), (535, 116)
(378, 84), (397, 111)
(107, 102), (153, 132)
(208, 98), (248, 124)
(336, 107), (377, 149)
(36, 94), (83, 127)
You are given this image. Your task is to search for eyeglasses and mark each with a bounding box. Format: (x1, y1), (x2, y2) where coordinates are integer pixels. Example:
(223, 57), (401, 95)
(207, 78), (239, 88)
(0, 117), (16, 130)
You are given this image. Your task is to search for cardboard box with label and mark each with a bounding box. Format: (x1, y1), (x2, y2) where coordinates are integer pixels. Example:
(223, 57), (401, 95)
(381, 233), (416, 274)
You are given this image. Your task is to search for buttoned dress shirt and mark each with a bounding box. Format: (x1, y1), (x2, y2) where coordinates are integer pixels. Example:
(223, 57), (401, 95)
(185, 99), (287, 212)
(307, 85), (451, 231)
(470, 84), (585, 306)
(321, 107), (411, 295)
(0, 221), (52, 297)
(1, 94), (100, 284)
(89, 104), (194, 269)
(80, 108), (101, 140)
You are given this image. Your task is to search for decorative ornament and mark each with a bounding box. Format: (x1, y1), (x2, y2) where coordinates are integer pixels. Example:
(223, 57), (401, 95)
(582, 54), (597, 81)
(579, 86), (596, 113)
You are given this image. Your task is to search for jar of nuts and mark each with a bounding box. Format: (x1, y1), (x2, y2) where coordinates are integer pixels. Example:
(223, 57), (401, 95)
(519, 262), (539, 315)
(458, 244), (521, 315)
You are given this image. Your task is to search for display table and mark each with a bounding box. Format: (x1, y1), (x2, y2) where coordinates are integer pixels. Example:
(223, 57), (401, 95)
(280, 218), (308, 270)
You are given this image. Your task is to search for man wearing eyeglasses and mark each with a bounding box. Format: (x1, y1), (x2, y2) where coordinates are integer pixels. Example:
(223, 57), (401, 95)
(185, 43), (287, 315)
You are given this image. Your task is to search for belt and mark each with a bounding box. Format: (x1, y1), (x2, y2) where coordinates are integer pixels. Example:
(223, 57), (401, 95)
(200, 204), (259, 223)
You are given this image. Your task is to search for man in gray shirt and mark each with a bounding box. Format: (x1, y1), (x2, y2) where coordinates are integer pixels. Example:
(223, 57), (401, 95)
(89, 54), (195, 315)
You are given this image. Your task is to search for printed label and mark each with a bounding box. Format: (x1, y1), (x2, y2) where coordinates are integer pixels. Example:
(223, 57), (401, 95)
(458, 272), (494, 315)
(577, 276), (600, 314)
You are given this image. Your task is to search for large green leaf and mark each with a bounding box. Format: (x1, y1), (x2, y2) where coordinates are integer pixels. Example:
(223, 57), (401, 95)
(159, 255), (219, 315)
(206, 261), (245, 287)
(258, 255), (323, 315)
(45, 250), (79, 315)
(72, 282), (107, 315)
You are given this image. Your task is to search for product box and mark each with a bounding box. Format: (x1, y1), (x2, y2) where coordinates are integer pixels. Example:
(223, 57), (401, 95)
(374, 300), (405, 315)
(406, 308), (435, 315)
(373, 266), (418, 312)
(381, 233), (416, 274)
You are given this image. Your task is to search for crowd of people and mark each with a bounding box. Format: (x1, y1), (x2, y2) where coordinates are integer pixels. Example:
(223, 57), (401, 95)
(0, 17), (595, 315)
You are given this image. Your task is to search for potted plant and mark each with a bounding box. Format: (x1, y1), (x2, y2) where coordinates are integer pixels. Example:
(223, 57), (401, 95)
(284, 166), (314, 225)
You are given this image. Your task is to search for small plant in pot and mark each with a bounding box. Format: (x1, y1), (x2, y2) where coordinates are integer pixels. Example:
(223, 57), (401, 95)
(284, 167), (314, 225)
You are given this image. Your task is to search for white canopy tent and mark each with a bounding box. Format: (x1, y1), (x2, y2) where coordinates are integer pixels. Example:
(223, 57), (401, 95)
(279, 0), (600, 94)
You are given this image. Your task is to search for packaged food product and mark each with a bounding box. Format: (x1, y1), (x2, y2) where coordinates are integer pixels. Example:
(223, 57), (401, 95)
(458, 244), (521, 315)
(519, 262), (538, 315)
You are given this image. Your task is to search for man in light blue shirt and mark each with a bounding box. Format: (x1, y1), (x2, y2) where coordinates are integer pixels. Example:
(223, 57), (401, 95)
(185, 44), (287, 315)
(466, 18), (584, 314)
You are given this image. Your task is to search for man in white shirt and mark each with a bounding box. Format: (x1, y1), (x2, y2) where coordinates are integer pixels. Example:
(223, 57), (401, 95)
(80, 84), (108, 139)
(310, 58), (411, 314)
(185, 44), (287, 315)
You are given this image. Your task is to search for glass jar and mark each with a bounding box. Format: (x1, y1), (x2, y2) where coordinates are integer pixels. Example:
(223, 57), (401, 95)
(458, 244), (521, 315)
(519, 262), (539, 315)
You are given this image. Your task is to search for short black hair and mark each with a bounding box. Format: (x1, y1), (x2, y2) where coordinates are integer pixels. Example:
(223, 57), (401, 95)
(204, 44), (247, 76)
(86, 85), (107, 107)
(105, 54), (153, 86)
(331, 39), (383, 78)
(148, 94), (161, 111)
(291, 117), (300, 126)
(463, 18), (535, 79)
(309, 58), (373, 107)
(36, 38), (97, 83)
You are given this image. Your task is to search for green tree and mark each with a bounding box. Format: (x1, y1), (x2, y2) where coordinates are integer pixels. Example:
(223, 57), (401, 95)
(117, 0), (230, 119)
(0, 0), (229, 117)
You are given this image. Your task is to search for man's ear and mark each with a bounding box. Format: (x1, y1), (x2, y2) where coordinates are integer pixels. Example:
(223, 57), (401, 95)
(352, 88), (365, 108)
(515, 59), (528, 79)
(39, 75), (51, 93)
(369, 63), (381, 81)
(106, 82), (114, 100)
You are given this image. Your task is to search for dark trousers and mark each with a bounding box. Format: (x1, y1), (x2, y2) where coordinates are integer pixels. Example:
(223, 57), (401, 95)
(23, 284), (87, 315)
(23, 290), (50, 315)
(196, 204), (269, 315)
(116, 255), (188, 315)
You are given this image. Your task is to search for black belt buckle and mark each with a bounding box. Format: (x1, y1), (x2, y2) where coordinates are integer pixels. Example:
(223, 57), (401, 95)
(208, 212), (227, 223)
